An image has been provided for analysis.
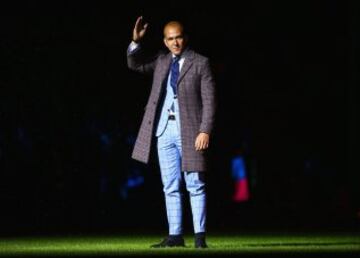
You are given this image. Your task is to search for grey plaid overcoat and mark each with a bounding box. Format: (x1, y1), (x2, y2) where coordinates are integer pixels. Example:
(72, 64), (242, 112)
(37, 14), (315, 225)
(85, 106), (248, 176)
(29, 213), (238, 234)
(127, 47), (216, 172)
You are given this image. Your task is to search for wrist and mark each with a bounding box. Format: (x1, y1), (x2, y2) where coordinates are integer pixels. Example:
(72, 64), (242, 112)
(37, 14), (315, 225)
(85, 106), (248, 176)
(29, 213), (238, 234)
(199, 132), (210, 136)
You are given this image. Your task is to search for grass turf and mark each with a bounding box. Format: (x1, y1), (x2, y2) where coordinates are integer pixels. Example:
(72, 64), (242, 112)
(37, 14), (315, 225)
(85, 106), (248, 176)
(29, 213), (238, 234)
(0, 233), (359, 256)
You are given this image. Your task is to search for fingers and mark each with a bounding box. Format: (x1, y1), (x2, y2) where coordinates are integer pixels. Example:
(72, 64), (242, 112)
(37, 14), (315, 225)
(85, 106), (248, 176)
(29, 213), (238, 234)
(134, 16), (142, 29)
(133, 16), (148, 42)
(204, 141), (209, 149)
(135, 16), (148, 31)
(201, 141), (209, 150)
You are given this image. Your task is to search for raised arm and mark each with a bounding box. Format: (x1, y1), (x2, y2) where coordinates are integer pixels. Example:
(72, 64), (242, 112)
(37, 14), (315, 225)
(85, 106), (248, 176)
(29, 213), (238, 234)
(127, 16), (156, 74)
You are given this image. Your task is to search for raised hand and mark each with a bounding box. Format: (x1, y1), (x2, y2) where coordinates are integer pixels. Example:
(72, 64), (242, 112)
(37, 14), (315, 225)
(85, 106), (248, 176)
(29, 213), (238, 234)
(133, 16), (148, 43)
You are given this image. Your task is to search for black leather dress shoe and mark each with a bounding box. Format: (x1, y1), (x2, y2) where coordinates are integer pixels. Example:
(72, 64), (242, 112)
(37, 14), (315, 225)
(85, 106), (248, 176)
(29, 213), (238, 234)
(194, 232), (208, 248)
(150, 235), (185, 248)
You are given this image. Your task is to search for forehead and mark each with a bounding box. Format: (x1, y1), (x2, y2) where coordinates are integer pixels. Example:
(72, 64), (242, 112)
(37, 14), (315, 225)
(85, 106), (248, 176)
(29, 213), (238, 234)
(164, 25), (183, 38)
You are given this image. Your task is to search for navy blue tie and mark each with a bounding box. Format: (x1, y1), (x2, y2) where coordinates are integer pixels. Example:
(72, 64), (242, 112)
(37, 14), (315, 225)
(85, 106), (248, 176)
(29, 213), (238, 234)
(170, 56), (180, 112)
(170, 56), (180, 95)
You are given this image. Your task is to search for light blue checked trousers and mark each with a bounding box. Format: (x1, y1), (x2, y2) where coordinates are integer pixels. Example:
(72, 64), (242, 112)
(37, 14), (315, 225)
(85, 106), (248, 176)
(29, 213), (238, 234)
(157, 119), (206, 235)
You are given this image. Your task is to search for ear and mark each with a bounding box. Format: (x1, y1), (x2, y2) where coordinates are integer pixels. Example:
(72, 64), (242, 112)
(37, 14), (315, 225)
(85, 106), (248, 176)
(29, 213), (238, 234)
(163, 38), (168, 48)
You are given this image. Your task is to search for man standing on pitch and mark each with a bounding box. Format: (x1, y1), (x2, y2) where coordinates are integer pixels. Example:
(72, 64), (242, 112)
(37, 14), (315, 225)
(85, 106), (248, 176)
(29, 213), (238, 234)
(127, 16), (216, 248)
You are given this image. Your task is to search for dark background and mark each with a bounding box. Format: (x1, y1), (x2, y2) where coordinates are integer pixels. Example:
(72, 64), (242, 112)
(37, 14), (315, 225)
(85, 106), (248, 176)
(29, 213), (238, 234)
(0, 1), (358, 236)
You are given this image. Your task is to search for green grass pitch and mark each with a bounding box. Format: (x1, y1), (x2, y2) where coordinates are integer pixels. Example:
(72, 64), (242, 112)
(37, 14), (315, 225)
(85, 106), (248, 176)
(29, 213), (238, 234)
(0, 232), (359, 256)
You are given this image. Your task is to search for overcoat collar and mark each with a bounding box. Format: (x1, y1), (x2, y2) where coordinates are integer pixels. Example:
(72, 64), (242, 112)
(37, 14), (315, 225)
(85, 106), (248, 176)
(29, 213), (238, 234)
(159, 48), (195, 85)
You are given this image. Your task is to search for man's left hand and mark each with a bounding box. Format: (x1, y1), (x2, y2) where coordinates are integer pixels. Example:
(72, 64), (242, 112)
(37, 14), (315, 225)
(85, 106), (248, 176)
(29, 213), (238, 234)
(195, 132), (210, 151)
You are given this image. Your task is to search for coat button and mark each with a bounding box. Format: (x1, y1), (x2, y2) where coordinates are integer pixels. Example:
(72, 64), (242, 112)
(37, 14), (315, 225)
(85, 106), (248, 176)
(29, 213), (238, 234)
(153, 101), (156, 105)
(148, 120), (152, 124)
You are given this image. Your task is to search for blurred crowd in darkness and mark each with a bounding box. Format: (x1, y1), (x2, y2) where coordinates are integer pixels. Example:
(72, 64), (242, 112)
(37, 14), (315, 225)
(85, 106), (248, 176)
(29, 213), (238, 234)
(0, 110), (146, 201)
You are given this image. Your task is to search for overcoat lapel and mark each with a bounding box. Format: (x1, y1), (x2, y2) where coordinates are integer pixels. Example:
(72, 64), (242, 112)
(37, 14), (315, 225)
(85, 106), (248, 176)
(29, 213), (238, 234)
(177, 49), (194, 84)
(158, 53), (173, 88)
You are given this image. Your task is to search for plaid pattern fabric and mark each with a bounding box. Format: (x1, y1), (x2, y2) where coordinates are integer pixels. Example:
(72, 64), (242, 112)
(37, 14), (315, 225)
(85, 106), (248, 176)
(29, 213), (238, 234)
(157, 120), (206, 235)
(128, 47), (216, 172)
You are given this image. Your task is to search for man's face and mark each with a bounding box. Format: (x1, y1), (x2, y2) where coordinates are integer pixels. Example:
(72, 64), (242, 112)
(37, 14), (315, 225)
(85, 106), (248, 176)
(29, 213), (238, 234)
(163, 25), (186, 56)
